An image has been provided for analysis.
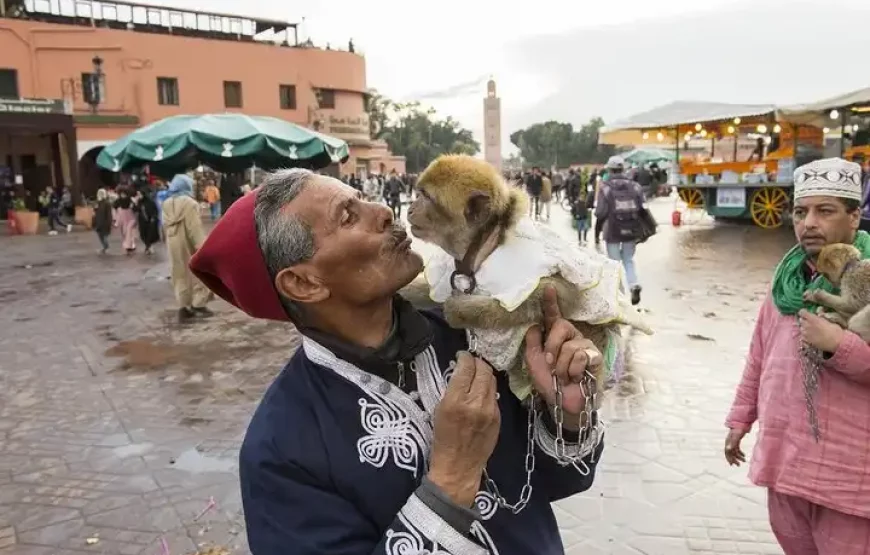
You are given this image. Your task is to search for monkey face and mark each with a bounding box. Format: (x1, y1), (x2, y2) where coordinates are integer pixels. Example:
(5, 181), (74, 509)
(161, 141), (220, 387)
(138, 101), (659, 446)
(408, 155), (512, 259)
(816, 243), (861, 285)
(407, 189), (475, 259)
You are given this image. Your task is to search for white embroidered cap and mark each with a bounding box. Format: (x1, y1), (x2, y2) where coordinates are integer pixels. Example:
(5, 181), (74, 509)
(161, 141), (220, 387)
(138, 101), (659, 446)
(793, 157), (863, 202)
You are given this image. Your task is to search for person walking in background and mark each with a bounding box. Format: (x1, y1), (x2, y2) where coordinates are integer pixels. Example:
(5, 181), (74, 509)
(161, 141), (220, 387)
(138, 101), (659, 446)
(204, 179), (221, 221)
(725, 158), (870, 555)
(861, 159), (870, 233)
(93, 188), (113, 254)
(541, 171), (553, 221)
(162, 174), (213, 323)
(571, 190), (592, 244)
(363, 173), (382, 202)
(526, 166), (544, 219)
(595, 155), (645, 305)
(154, 179), (170, 242)
(46, 186), (71, 236)
(113, 187), (138, 254)
(385, 169), (404, 219)
(135, 188), (161, 255)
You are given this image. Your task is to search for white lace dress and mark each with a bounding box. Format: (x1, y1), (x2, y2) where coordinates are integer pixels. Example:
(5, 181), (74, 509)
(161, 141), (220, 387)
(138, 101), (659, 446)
(424, 217), (652, 399)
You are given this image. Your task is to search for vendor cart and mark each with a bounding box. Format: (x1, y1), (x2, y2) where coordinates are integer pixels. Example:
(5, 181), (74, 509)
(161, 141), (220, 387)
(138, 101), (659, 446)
(600, 101), (827, 228)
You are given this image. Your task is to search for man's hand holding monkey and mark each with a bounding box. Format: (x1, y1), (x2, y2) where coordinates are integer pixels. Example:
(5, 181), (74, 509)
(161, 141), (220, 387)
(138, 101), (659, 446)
(524, 286), (603, 430)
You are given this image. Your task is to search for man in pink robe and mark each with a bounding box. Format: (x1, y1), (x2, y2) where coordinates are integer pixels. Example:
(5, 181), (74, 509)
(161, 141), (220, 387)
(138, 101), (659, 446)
(725, 158), (870, 555)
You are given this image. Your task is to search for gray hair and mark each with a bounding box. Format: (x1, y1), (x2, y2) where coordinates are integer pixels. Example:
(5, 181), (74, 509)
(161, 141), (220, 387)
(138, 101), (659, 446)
(253, 168), (317, 323)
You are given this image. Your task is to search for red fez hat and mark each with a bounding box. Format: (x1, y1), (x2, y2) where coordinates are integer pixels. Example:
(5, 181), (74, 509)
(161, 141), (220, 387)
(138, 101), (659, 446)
(189, 190), (289, 321)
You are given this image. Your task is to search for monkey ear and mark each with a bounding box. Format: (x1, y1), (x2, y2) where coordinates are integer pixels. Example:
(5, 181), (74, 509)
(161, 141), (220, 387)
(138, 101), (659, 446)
(464, 191), (492, 224)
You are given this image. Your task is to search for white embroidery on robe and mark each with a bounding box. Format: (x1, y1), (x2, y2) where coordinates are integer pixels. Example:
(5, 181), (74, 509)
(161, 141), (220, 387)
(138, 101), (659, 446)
(386, 511), (442, 555)
(358, 397), (426, 477)
(470, 522), (500, 555)
(390, 495), (488, 555)
(302, 339), (440, 477)
(474, 491), (498, 521)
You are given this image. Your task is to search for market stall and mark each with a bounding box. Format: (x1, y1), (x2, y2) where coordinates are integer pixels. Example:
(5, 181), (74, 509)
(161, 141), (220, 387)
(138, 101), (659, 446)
(600, 101), (821, 228)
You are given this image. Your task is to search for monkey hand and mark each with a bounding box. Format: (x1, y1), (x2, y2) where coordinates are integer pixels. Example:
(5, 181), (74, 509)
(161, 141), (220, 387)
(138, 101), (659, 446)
(524, 286), (603, 430)
(803, 289), (819, 303)
(798, 309), (846, 353)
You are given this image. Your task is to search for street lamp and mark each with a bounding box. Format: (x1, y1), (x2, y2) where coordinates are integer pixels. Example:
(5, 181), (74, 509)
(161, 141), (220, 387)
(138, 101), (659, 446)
(86, 55), (104, 113)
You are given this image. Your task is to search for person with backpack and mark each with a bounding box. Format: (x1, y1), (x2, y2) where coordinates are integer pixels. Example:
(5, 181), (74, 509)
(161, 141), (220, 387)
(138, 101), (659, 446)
(595, 155), (646, 306)
(571, 191), (592, 244)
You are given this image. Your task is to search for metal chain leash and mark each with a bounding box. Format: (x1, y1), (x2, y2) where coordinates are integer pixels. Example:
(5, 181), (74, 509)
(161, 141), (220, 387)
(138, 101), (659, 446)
(796, 319), (823, 442)
(481, 393), (536, 514)
(469, 329), (601, 514)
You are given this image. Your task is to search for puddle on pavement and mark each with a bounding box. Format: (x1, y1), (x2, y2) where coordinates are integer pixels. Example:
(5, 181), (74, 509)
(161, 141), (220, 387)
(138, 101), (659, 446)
(113, 442), (154, 458)
(106, 339), (183, 369)
(172, 447), (236, 473)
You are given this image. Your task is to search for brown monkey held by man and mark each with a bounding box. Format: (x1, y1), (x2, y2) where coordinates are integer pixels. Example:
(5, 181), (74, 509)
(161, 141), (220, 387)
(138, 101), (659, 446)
(804, 243), (870, 342)
(407, 154), (652, 402)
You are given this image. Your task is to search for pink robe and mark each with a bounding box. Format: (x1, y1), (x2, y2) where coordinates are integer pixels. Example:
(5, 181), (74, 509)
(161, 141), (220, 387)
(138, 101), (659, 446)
(114, 207), (137, 251)
(726, 295), (870, 520)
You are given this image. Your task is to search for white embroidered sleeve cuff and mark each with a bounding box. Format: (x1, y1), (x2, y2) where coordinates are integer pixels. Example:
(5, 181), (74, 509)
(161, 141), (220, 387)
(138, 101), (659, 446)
(389, 494), (488, 555)
(533, 411), (603, 469)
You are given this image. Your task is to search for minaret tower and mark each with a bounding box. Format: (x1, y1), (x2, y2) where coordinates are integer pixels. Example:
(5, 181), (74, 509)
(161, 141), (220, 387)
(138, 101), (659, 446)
(483, 78), (502, 171)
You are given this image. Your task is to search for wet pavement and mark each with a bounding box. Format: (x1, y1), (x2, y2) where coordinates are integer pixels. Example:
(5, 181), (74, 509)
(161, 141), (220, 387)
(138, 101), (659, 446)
(0, 197), (797, 555)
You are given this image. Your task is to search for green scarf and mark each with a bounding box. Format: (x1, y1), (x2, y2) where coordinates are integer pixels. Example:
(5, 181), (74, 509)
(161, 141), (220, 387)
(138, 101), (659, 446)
(771, 230), (870, 315)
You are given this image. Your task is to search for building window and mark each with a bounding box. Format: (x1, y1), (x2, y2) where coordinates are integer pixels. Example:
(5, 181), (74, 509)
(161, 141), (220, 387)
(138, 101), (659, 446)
(224, 81), (243, 108)
(81, 72), (107, 105)
(0, 69), (18, 99)
(157, 77), (179, 106)
(317, 88), (335, 109)
(279, 84), (297, 110)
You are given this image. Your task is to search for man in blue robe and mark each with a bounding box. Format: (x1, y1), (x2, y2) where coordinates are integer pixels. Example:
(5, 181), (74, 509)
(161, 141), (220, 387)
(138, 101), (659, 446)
(190, 169), (606, 555)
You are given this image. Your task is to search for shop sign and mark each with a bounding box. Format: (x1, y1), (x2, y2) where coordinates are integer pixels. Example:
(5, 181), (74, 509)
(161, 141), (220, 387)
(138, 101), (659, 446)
(0, 98), (67, 115)
(717, 187), (746, 208)
(322, 114), (371, 139)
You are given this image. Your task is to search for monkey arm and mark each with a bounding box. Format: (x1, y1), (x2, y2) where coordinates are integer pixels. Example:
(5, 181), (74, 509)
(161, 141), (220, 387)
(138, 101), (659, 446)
(811, 290), (862, 316)
(725, 298), (770, 431)
(823, 327), (870, 385)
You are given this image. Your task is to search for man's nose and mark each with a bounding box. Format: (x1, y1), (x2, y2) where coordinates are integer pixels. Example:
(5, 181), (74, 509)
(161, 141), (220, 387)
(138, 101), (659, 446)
(369, 201), (393, 232)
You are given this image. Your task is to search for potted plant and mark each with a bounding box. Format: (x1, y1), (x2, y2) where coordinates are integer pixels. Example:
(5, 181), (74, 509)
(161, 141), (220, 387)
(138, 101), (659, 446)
(75, 201), (94, 230)
(11, 198), (40, 235)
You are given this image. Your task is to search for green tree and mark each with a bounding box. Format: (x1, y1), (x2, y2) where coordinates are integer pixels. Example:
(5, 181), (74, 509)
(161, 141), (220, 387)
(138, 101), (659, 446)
(510, 118), (615, 168)
(365, 90), (480, 173)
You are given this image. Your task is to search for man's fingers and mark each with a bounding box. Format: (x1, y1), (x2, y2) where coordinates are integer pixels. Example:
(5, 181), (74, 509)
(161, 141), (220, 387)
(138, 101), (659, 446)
(541, 286), (562, 333)
(468, 358), (495, 399)
(524, 325), (544, 357)
(544, 321), (575, 365)
(450, 351), (478, 394)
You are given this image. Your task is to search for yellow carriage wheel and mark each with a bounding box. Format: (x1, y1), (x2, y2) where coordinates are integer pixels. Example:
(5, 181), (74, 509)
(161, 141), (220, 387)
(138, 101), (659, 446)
(678, 188), (704, 209)
(750, 187), (790, 229)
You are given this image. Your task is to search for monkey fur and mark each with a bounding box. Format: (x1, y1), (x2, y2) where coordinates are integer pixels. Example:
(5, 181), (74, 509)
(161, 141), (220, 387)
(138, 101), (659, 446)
(804, 243), (870, 342)
(408, 155), (650, 396)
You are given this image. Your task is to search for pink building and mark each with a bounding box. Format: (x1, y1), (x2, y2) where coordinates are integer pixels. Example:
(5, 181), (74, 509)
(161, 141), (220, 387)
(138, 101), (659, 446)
(0, 0), (403, 205)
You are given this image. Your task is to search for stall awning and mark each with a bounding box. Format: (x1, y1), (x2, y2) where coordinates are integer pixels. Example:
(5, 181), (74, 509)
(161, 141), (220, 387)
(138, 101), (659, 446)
(600, 101), (776, 145)
(777, 87), (870, 128)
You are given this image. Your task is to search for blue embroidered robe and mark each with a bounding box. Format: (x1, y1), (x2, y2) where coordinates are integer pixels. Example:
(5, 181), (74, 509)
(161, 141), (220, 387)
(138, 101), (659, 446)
(240, 309), (604, 555)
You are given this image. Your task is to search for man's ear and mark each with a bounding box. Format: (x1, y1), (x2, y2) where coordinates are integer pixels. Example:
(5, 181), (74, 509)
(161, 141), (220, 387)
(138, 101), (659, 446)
(464, 191), (492, 224)
(275, 266), (330, 305)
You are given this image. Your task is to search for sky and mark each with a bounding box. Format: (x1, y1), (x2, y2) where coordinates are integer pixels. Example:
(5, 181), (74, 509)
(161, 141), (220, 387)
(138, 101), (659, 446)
(155, 0), (870, 155)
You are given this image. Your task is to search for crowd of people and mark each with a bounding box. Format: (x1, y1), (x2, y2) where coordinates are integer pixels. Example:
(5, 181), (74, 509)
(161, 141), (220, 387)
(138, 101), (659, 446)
(509, 157), (651, 306)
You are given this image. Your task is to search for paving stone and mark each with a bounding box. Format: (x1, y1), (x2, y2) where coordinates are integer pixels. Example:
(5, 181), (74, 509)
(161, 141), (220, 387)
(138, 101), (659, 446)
(0, 201), (794, 554)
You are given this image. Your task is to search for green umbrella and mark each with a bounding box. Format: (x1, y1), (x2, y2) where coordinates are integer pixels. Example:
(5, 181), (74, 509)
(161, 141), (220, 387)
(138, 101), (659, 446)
(621, 148), (676, 165)
(96, 113), (350, 173)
